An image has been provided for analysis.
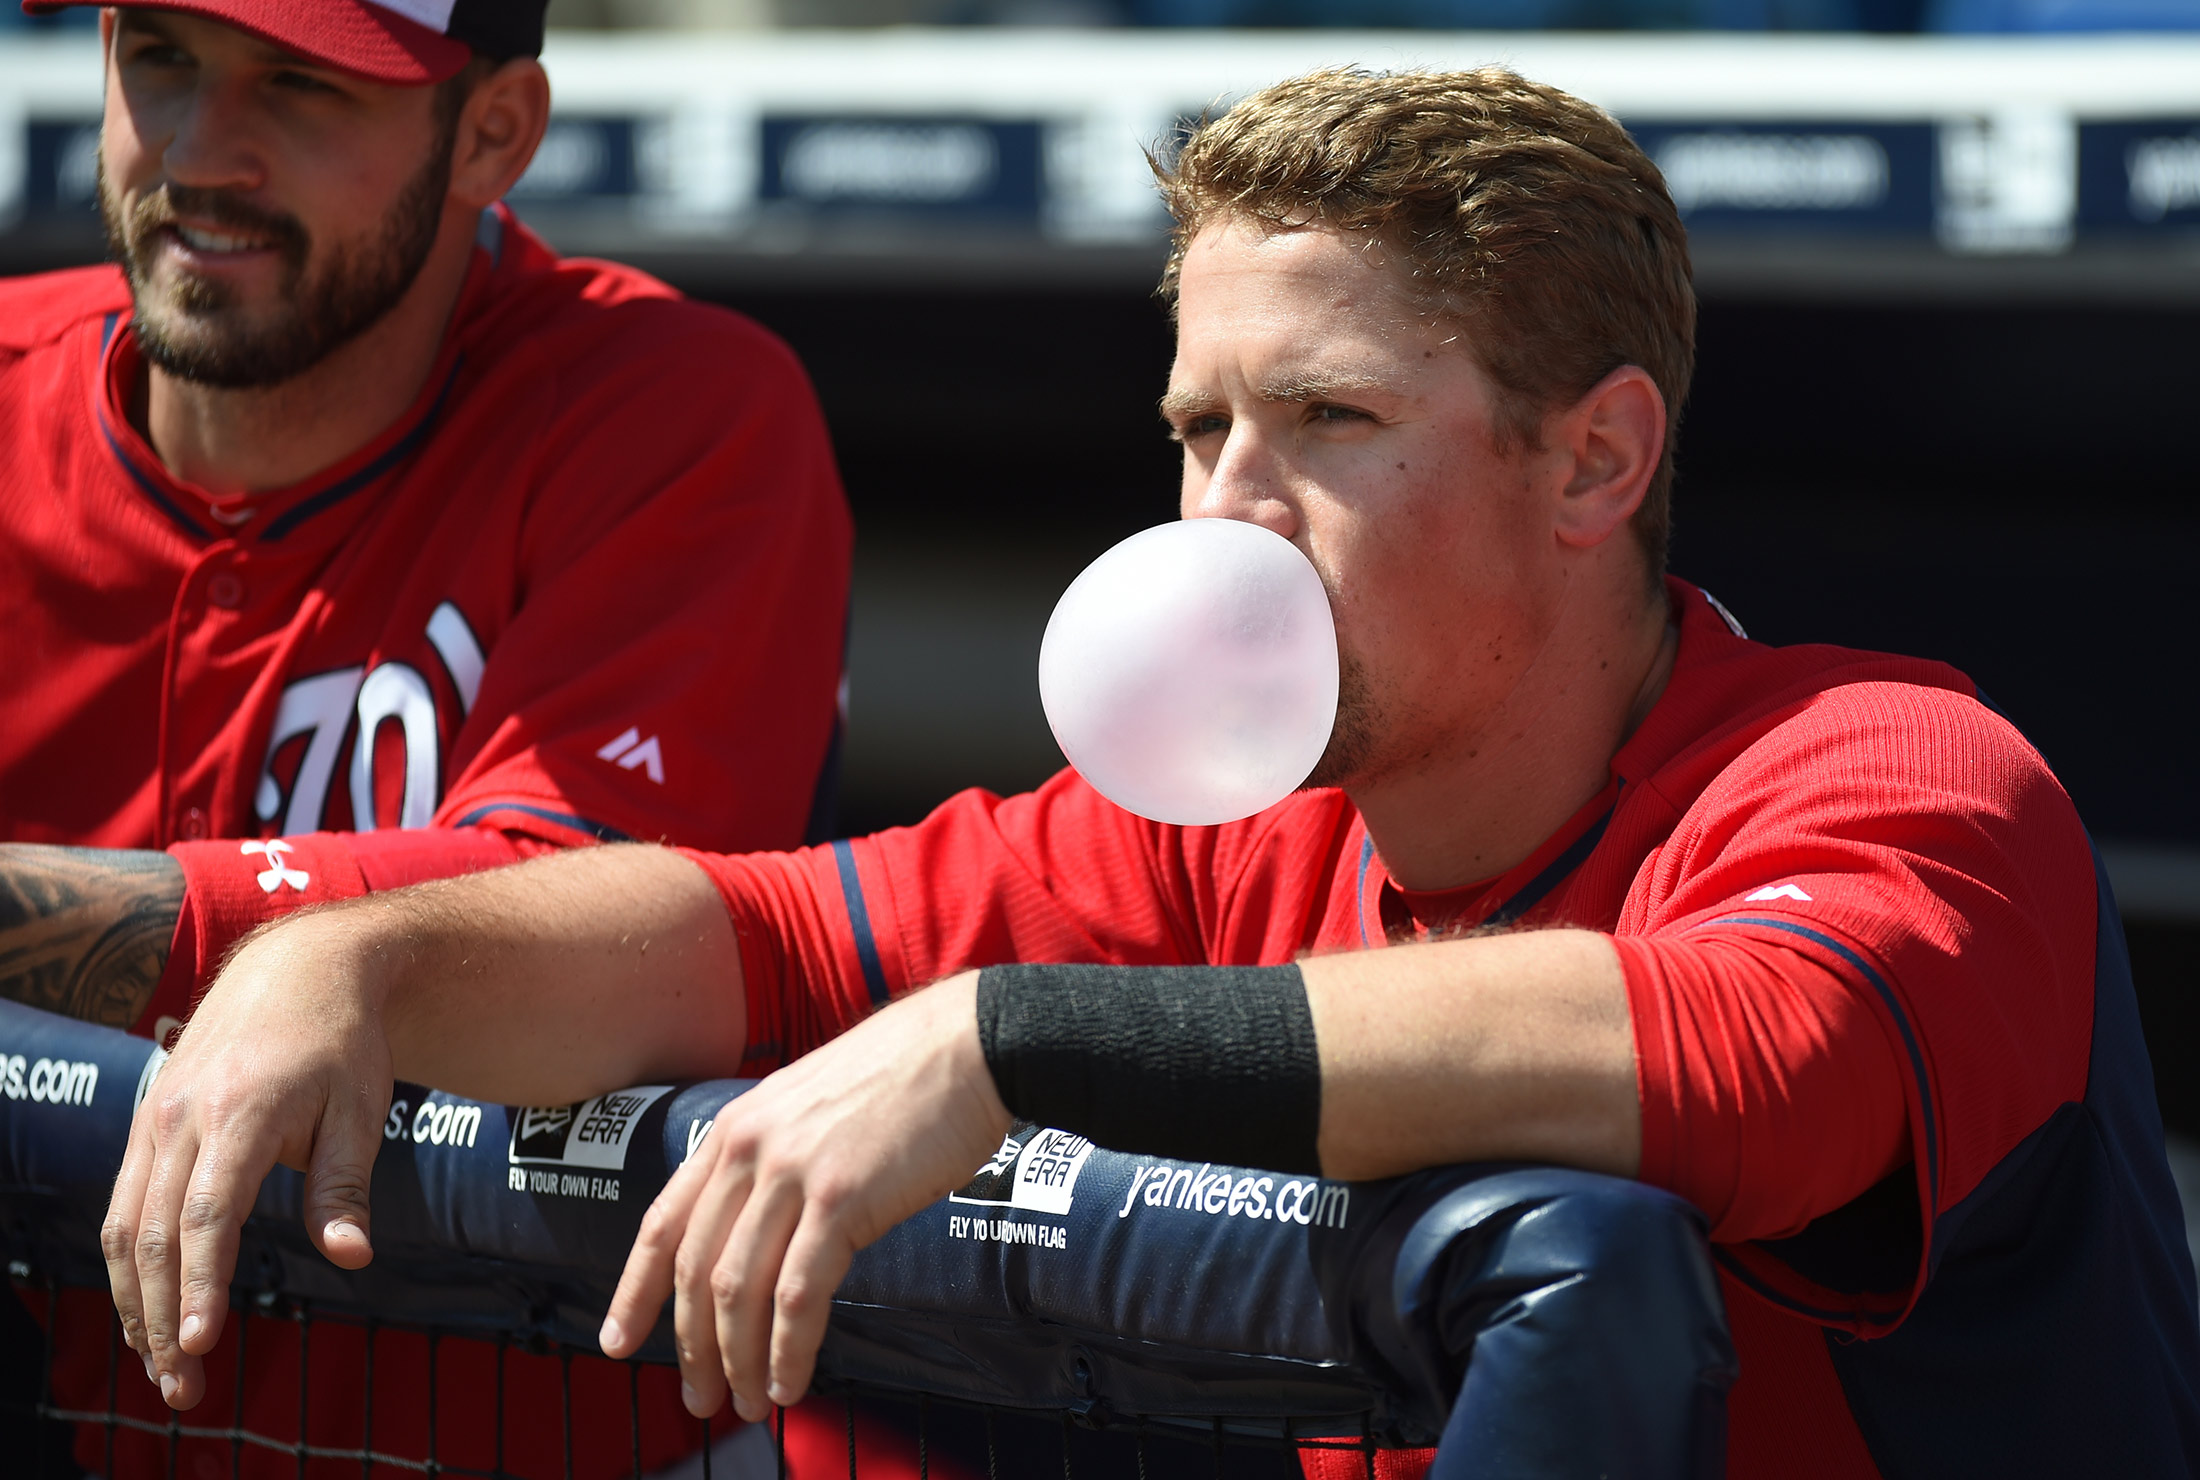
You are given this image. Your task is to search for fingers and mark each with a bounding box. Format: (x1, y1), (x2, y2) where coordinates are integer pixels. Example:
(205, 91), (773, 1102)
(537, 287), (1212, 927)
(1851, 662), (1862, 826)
(669, 1142), (758, 1418)
(175, 1103), (321, 1363)
(130, 1103), (203, 1408)
(714, 1175), (803, 1424)
(765, 1209), (855, 1412)
(302, 1093), (381, 1273)
(103, 1116), (157, 1368)
(601, 1142), (712, 1361)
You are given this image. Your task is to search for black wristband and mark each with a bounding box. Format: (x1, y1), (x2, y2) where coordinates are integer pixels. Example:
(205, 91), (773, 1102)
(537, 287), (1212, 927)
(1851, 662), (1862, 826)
(974, 962), (1321, 1175)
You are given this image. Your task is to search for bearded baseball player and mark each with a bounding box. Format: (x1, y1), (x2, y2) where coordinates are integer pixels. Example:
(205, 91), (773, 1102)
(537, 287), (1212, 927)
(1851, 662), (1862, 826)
(0, 0), (854, 1473)
(75, 65), (2200, 1480)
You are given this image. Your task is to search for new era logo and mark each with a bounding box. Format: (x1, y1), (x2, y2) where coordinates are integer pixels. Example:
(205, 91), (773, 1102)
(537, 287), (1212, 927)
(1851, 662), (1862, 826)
(1745, 884), (1813, 902)
(596, 727), (664, 784)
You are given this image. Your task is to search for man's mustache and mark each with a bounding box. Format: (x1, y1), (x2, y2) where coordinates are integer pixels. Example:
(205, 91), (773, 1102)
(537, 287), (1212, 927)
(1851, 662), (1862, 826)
(126, 185), (310, 268)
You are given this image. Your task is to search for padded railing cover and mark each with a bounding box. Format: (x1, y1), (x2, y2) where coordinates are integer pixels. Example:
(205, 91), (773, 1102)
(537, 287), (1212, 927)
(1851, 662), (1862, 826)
(0, 1000), (1457, 1445)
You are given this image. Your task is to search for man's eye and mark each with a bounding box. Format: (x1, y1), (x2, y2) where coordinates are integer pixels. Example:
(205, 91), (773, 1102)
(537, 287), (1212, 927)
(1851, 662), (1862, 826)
(1170, 414), (1228, 443)
(1311, 404), (1371, 424)
(125, 42), (193, 69)
(272, 69), (340, 94)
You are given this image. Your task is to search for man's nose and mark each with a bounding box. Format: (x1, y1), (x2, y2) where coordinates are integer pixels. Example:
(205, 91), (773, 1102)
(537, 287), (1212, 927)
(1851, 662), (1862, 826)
(1185, 429), (1300, 542)
(153, 78), (267, 194)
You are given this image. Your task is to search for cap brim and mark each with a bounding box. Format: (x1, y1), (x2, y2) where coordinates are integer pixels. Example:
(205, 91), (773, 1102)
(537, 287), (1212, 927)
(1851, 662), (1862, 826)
(21, 0), (472, 84)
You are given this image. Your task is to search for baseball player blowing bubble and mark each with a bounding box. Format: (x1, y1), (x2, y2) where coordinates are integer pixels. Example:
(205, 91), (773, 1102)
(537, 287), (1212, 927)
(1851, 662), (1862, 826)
(0, 0), (858, 1473)
(90, 65), (2200, 1480)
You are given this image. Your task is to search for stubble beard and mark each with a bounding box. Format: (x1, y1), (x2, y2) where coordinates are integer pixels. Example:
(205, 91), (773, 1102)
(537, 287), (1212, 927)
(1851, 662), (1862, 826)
(98, 143), (452, 390)
(1302, 647), (1378, 791)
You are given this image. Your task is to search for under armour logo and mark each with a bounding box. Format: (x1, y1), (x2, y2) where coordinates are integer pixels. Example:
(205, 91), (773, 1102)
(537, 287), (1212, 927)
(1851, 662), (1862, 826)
(241, 839), (310, 893)
(596, 727), (665, 785)
(1745, 884), (1812, 902)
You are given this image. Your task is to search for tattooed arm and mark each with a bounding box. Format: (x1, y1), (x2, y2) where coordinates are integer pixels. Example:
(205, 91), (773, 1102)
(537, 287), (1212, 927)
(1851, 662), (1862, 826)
(0, 846), (183, 1029)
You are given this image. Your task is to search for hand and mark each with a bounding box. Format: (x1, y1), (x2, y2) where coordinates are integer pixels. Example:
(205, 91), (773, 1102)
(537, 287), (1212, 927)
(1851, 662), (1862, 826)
(599, 971), (1011, 1422)
(103, 912), (396, 1410)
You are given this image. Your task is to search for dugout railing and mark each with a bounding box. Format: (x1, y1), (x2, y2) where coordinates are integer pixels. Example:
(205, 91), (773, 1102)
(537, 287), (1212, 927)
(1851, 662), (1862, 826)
(0, 997), (1733, 1479)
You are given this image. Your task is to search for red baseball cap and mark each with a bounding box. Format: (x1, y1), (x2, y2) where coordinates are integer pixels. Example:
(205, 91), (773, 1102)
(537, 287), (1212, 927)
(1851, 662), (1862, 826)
(19, 0), (547, 85)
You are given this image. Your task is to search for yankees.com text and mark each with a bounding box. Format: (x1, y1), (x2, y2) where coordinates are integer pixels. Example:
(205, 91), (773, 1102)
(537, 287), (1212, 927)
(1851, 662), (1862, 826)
(1117, 1164), (1349, 1229)
(0, 1053), (98, 1107)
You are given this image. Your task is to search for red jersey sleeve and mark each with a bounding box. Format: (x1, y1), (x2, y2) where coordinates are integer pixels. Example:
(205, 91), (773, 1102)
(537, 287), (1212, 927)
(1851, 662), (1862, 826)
(687, 767), (1330, 1072)
(1616, 680), (2097, 1329)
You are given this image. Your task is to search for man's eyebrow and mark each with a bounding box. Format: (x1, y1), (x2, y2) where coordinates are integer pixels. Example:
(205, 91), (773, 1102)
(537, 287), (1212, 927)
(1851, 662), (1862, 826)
(1158, 372), (1393, 422)
(1257, 371), (1391, 403)
(1157, 387), (1217, 422)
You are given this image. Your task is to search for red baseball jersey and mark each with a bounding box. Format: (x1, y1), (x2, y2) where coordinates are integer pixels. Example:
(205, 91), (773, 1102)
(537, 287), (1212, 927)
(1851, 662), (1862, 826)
(695, 579), (2200, 1477)
(0, 205), (854, 1042)
(1, 205), (853, 1477)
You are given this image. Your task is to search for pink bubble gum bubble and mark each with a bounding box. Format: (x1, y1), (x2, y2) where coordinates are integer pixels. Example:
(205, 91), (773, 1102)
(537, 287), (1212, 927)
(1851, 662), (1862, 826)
(1039, 519), (1339, 827)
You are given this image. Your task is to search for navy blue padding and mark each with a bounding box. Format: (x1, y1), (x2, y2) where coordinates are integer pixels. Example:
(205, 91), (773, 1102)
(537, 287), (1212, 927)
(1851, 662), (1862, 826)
(0, 1001), (1735, 1474)
(1322, 1168), (1734, 1480)
(1819, 847), (2200, 1477)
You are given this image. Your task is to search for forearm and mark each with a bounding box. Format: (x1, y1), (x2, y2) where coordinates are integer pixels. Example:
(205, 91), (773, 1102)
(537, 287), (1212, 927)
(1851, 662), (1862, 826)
(0, 845), (182, 1028)
(1302, 929), (1639, 1181)
(244, 843), (746, 1105)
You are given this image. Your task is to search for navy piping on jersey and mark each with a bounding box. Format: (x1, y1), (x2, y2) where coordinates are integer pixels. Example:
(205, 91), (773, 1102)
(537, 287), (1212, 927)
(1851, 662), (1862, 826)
(449, 801), (633, 842)
(99, 412), (212, 540)
(1710, 1244), (1907, 1328)
(1485, 804), (1616, 927)
(1698, 901), (1944, 1301)
(1356, 802), (1617, 944)
(1357, 835), (1376, 947)
(262, 359), (462, 541)
(831, 839), (892, 1008)
(93, 313), (214, 539)
(1712, 915), (1939, 1205)
(1700, 912), (1943, 1327)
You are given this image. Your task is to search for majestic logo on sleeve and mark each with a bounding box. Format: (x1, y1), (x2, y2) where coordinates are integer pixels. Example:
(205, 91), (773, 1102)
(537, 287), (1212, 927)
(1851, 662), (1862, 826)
(240, 839), (310, 892)
(1745, 883), (1813, 902)
(595, 727), (665, 785)
(254, 600), (486, 834)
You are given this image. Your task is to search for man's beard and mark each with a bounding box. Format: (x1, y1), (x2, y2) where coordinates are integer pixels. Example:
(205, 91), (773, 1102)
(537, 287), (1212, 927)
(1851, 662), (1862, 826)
(99, 146), (450, 390)
(1302, 647), (1376, 790)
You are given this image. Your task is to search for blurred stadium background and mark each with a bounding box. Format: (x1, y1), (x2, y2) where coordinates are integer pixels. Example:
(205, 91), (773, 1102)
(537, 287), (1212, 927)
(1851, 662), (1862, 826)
(4, 3), (2195, 1247)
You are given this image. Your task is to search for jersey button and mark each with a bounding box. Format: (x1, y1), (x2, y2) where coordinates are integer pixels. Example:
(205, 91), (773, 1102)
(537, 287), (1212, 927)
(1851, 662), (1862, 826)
(180, 807), (207, 840)
(206, 572), (245, 610)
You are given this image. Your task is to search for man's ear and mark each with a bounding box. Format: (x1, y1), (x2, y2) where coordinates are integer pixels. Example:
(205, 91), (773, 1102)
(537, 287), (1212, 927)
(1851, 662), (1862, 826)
(1551, 365), (1665, 551)
(447, 59), (551, 211)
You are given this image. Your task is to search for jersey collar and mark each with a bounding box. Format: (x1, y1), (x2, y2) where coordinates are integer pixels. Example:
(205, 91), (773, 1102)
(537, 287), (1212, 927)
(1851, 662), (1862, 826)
(1609, 577), (1763, 790)
(1352, 578), (1755, 941)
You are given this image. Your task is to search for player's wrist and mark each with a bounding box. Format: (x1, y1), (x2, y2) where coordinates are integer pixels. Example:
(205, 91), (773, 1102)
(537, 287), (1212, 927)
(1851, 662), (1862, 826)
(974, 962), (1322, 1174)
(222, 903), (407, 1043)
